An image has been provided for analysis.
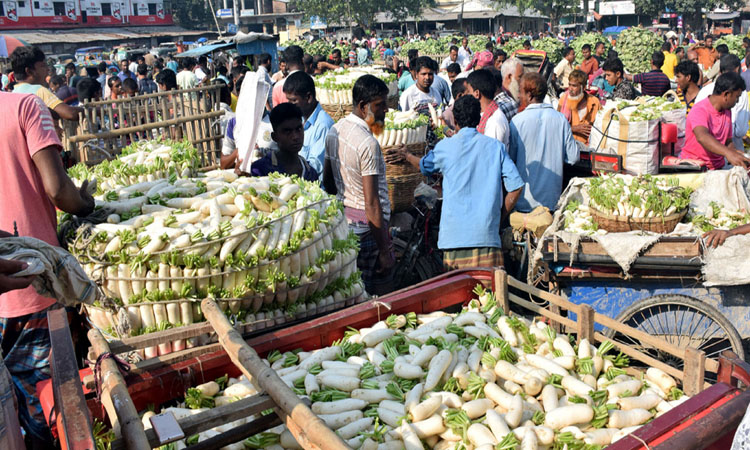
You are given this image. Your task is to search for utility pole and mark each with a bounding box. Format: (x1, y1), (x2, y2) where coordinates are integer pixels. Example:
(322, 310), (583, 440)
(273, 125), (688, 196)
(234, 0), (240, 27)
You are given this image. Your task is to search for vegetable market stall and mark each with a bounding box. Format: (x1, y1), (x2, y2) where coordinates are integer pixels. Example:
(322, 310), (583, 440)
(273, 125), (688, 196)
(532, 169), (750, 365)
(61, 139), (366, 373)
(47, 268), (750, 449)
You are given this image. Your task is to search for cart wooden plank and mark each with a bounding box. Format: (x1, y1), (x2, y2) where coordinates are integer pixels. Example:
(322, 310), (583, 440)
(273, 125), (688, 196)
(545, 237), (701, 259)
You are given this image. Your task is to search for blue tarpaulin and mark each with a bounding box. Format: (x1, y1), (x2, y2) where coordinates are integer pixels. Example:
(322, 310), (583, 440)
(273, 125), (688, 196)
(175, 42), (235, 58)
(603, 26), (628, 35)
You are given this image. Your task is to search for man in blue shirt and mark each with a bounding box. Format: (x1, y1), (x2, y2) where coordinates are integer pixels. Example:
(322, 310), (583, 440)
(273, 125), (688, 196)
(396, 95), (524, 270)
(283, 71), (334, 180)
(508, 72), (580, 213)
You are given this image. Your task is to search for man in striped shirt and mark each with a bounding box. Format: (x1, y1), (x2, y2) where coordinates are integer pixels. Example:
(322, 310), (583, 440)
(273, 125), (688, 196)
(625, 51), (671, 97)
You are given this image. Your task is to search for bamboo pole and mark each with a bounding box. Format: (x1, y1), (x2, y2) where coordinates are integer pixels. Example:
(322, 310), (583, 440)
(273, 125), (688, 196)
(88, 329), (150, 450)
(201, 298), (350, 450)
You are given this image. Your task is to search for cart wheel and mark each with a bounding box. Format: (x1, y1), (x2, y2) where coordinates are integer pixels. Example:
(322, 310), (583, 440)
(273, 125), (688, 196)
(604, 294), (744, 370)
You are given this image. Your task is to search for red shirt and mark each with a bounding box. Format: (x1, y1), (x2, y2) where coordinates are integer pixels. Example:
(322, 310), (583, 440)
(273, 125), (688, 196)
(0, 93), (62, 317)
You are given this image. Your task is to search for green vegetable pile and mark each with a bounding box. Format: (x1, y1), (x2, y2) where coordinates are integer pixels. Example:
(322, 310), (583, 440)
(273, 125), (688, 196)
(292, 39), (334, 57)
(532, 37), (565, 65)
(587, 174), (692, 219)
(400, 37), (453, 55)
(689, 201), (750, 232)
(616, 27), (663, 74)
(501, 37), (526, 56)
(614, 96), (684, 122)
(715, 35), (745, 59)
(571, 32), (611, 64)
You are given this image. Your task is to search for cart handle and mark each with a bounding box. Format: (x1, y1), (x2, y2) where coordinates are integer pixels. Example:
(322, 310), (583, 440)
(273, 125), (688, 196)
(718, 351), (750, 388)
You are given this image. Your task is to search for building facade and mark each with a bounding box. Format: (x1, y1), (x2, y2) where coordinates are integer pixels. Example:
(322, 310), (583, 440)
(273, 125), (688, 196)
(0, 0), (173, 29)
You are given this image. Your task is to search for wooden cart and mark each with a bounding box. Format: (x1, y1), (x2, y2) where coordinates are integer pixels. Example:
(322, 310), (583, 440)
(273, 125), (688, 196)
(47, 268), (750, 449)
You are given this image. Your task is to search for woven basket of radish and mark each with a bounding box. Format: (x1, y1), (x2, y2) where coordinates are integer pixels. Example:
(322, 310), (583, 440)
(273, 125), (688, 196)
(64, 167), (366, 356)
(315, 68), (398, 107)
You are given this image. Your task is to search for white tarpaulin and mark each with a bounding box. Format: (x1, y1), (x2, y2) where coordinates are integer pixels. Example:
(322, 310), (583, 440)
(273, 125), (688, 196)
(235, 72), (271, 172)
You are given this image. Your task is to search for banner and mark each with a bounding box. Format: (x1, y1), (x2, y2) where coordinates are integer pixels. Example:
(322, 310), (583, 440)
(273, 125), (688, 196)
(111, 1), (121, 20)
(84, 0), (101, 15)
(137, 1), (149, 15)
(156, 1), (164, 18)
(4, 1), (17, 21)
(65, 1), (76, 20)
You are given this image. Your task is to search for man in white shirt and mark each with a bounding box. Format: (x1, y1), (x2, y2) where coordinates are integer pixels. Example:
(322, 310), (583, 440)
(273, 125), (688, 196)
(695, 54), (750, 150)
(554, 47), (576, 89)
(466, 69), (509, 146)
(399, 56), (442, 111)
(441, 46), (460, 70)
(194, 56), (208, 83)
(176, 57), (199, 90)
(458, 37), (473, 70)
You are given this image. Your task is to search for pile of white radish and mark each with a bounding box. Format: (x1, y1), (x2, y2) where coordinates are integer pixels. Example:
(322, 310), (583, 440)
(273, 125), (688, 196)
(586, 174), (692, 221)
(315, 67), (398, 106)
(69, 168), (364, 357)
(228, 285), (690, 450)
(374, 110), (430, 148)
(67, 139), (201, 195)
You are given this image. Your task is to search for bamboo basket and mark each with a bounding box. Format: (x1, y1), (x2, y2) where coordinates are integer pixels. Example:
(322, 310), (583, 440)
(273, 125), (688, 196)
(384, 142), (427, 176)
(590, 206), (687, 233)
(321, 103), (353, 122)
(387, 172), (424, 213)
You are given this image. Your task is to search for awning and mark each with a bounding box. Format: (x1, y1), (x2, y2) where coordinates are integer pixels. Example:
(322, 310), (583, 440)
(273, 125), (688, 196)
(707, 11), (739, 21)
(174, 42), (234, 58)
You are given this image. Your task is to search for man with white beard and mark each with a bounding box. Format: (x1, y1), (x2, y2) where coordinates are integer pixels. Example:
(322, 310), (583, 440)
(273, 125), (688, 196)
(494, 57), (522, 122)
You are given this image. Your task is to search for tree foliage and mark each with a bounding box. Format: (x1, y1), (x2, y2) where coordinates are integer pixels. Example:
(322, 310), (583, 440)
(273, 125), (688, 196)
(291, 0), (433, 28)
(632, 0), (744, 30)
(172, 0), (212, 30)
(493, 0), (578, 31)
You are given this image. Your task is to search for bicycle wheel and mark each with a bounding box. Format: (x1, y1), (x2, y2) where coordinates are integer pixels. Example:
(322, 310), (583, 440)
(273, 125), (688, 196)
(604, 294), (744, 371)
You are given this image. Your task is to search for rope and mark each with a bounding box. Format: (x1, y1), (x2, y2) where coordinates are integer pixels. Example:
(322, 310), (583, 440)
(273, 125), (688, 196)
(57, 207), (113, 251)
(629, 433), (652, 450)
(92, 351), (131, 415)
(371, 300), (392, 323)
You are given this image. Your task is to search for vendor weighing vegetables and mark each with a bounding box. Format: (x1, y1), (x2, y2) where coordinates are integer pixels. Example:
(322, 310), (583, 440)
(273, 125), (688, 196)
(396, 95), (524, 270)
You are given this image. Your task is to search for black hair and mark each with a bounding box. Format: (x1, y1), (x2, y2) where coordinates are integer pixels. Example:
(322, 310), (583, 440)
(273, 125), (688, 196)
(607, 49), (618, 60)
(716, 44), (729, 56)
(466, 69), (496, 99)
(720, 54), (741, 74)
(98, 61), (107, 73)
(122, 77), (138, 93)
(661, 42), (671, 52)
(181, 57), (196, 70)
(216, 65), (227, 76)
(744, 37), (750, 46)
(451, 78), (467, 99)
(602, 58), (624, 76)
(49, 74), (65, 87)
(230, 66), (244, 79)
(283, 71), (316, 98)
(563, 46), (574, 57)
(486, 66), (503, 91)
(214, 80), (231, 105)
(259, 53), (272, 65)
(523, 40), (531, 48)
(582, 43), (592, 51)
(11, 46), (45, 81)
(453, 95), (481, 128)
(714, 71), (746, 95)
(107, 76), (119, 88)
(494, 49), (507, 59)
(155, 69), (177, 90)
(303, 54), (314, 71)
(352, 74), (388, 107)
(407, 49), (419, 61)
(449, 45), (459, 53)
(412, 56), (434, 74)
(77, 77), (101, 102)
(446, 62), (461, 75)
(595, 42), (605, 49)
(651, 51), (665, 68)
(270, 103), (303, 130)
(332, 49), (342, 57)
(675, 60), (700, 84)
(65, 62), (76, 71)
(283, 45), (304, 66)
(137, 63), (148, 76)
(485, 41), (494, 50)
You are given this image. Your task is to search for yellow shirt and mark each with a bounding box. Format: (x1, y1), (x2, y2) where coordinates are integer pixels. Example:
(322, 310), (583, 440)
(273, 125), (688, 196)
(661, 51), (678, 80)
(230, 93), (238, 112)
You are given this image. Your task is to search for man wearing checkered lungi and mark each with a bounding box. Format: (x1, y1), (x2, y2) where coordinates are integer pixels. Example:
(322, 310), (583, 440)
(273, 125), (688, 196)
(395, 95), (524, 271)
(324, 75), (395, 295)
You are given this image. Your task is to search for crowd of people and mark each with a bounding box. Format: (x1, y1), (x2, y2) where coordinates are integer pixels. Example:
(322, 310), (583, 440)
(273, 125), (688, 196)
(3, 27), (750, 448)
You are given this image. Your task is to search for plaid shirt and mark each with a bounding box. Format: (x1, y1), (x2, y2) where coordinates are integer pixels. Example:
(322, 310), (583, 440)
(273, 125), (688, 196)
(494, 90), (519, 122)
